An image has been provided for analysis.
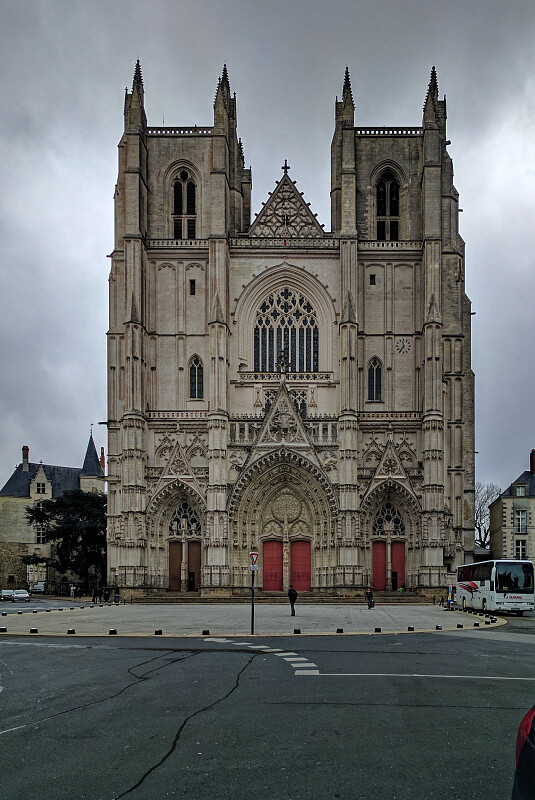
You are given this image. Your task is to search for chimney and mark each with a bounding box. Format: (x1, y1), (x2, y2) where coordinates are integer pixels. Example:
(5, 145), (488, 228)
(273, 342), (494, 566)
(100, 447), (105, 471)
(530, 449), (535, 476)
(22, 445), (29, 472)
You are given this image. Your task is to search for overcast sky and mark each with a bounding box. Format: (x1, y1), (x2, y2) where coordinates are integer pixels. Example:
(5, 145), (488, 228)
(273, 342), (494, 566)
(1, 0), (534, 491)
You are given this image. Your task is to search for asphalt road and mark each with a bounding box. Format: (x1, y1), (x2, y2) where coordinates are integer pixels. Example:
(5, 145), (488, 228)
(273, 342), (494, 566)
(1, 617), (534, 800)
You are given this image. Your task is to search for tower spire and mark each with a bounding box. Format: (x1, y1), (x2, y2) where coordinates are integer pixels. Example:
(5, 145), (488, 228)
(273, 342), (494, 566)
(343, 65), (354, 108)
(423, 64), (439, 122)
(132, 59), (144, 95)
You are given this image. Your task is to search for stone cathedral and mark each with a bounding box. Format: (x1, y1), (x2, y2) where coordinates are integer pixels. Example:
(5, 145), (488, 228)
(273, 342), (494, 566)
(106, 62), (475, 596)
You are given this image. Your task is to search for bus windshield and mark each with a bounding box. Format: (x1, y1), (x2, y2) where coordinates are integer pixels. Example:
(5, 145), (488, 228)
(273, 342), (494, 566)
(495, 563), (534, 593)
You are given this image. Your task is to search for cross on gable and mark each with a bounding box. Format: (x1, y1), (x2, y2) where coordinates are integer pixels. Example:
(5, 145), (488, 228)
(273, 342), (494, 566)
(281, 159), (290, 175)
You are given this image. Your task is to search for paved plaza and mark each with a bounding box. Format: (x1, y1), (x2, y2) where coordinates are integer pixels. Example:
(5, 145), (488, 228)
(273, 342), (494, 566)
(0, 601), (503, 637)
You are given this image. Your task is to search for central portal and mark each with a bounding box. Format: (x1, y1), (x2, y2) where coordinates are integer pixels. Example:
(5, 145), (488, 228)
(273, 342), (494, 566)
(229, 454), (337, 591)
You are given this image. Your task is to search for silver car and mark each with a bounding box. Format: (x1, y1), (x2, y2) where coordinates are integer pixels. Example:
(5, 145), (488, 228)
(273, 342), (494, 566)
(12, 589), (30, 602)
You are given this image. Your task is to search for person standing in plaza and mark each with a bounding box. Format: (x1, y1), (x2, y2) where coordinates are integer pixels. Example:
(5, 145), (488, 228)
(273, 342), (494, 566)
(365, 587), (374, 609)
(288, 585), (298, 616)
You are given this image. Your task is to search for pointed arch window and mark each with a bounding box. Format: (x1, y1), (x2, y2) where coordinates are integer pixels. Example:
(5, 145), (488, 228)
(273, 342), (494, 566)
(376, 169), (399, 241)
(172, 170), (197, 239)
(189, 356), (203, 399)
(253, 288), (319, 373)
(368, 357), (382, 401)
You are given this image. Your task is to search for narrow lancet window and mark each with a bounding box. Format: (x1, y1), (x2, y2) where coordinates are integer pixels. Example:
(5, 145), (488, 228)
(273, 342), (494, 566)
(376, 170), (400, 241)
(189, 356), (203, 399)
(172, 170), (197, 239)
(368, 357), (382, 401)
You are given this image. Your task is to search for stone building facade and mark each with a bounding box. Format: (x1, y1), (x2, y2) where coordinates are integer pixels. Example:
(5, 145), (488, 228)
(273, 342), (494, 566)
(106, 63), (474, 595)
(490, 451), (535, 564)
(0, 437), (105, 590)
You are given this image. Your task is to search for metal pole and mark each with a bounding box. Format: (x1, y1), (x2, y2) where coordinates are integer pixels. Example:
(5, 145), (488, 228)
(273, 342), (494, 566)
(251, 568), (255, 635)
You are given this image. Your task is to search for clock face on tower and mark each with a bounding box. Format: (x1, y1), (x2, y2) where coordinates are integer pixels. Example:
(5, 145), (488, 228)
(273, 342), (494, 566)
(395, 337), (412, 354)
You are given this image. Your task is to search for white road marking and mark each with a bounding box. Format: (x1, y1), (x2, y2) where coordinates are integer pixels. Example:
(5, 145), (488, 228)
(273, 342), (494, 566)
(0, 724), (27, 735)
(209, 638), (229, 643)
(247, 645), (271, 650)
(284, 657), (308, 662)
(305, 672), (535, 681)
(295, 669), (320, 675)
(291, 662), (317, 668)
(274, 652), (298, 657)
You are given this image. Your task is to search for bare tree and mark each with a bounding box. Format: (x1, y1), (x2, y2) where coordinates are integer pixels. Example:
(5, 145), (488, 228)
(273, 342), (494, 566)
(474, 481), (502, 549)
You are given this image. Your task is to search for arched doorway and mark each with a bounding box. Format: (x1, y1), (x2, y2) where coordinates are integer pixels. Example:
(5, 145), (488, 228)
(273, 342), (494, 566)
(260, 490), (312, 591)
(168, 501), (202, 591)
(228, 454), (337, 591)
(372, 502), (406, 591)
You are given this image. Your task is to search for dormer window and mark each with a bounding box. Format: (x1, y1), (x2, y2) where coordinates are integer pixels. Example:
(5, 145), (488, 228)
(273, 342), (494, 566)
(36, 483), (46, 494)
(172, 170), (197, 239)
(514, 485), (527, 497)
(376, 170), (399, 241)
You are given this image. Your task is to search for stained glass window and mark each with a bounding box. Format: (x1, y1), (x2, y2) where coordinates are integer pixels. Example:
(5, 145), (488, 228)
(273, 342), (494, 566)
(254, 289), (318, 372)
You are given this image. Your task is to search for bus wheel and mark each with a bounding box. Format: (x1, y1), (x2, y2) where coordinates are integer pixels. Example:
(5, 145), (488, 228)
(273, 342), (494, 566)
(516, 611), (524, 617)
(462, 598), (466, 610)
(482, 599), (487, 612)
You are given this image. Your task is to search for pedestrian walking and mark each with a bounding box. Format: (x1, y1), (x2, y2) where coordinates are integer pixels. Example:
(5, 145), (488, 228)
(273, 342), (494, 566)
(365, 587), (374, 609)
(288, 585), (298, 616)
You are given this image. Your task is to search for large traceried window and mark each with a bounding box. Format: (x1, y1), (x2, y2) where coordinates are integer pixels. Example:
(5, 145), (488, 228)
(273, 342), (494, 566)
(172, 170), (197, 239)
(368, 357), (382, 401)
(189, 356), (203, 399)
(253, 288), (319, 372)
(373, 503), (405, 537)
(169, 502), (201, 537)
(376, 169), (399, 241)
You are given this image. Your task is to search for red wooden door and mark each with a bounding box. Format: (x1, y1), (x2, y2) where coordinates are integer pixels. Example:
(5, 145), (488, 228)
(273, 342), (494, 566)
(263, 541), (283, 590)
(391, 541), (405, 588)
(169, 541), (182, 591)
(188, 541), (201, 590)
(290, 541), (311, 591)
(372, 541), (386, 590)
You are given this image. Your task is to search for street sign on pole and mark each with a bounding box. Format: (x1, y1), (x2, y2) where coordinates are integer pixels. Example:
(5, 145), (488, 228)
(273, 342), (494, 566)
(249, 553), (258, 634)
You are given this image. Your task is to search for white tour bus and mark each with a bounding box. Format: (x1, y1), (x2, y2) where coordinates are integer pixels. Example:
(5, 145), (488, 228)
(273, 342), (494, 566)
(456, 560), (534, 615)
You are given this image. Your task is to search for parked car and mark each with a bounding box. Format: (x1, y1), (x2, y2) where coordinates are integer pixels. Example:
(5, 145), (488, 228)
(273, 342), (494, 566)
(30, 582), (46, 594)
(12, 589), (30, 602)
(513, 704), (535, 799)
(1, 589), (14, 601)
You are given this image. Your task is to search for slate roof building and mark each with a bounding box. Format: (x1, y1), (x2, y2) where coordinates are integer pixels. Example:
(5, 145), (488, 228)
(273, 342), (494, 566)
(107, 63), (475, 596)
(490, 451), (535, 563)
(0, 436), (105, 589)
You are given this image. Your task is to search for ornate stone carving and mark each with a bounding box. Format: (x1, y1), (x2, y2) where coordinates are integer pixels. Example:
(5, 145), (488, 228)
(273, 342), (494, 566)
(229, 450), (247, 469)
(268, 397), (299, 443)
(320, 450), (338, 471)
(249, 173), (324, 239)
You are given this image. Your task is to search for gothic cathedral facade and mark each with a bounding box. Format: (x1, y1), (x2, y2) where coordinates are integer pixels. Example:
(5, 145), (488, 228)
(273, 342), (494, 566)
(107, 63), (474, 595)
